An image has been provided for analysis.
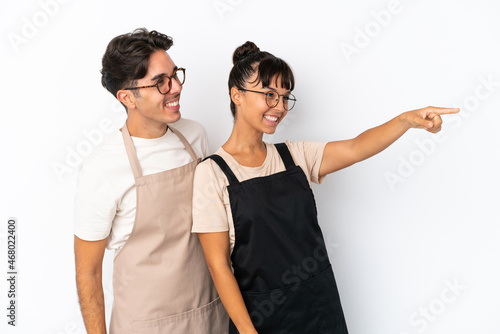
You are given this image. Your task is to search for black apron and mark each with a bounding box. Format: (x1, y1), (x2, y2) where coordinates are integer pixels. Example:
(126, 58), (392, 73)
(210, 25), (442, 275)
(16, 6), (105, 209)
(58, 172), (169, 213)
(206, 143), (348, 334)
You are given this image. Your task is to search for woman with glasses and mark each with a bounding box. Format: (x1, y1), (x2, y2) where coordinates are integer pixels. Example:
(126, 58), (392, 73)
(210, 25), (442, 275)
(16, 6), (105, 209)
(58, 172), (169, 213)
(192, 41), (458, 334)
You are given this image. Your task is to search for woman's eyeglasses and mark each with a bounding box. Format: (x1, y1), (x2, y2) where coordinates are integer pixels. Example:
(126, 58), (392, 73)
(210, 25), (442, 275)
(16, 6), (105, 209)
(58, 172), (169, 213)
(239, 89), (296, 111)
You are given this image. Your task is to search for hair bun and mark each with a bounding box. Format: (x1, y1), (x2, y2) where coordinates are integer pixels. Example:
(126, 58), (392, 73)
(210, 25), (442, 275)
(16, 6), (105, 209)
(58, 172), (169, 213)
(232, 41), (260, 65)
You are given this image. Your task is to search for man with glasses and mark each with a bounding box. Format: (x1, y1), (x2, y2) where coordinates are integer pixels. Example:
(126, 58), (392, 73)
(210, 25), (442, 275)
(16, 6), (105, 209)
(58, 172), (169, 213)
(74, 28), (228, 334)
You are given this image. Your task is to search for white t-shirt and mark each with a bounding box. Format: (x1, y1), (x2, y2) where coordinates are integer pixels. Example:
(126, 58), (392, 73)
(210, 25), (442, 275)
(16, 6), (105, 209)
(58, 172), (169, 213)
(191, 141), (327, 254)
(74, 118), (209, 255)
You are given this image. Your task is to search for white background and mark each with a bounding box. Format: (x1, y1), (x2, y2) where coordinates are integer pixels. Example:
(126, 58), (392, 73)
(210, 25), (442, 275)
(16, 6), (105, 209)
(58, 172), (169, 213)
(1, 0), (499, 333)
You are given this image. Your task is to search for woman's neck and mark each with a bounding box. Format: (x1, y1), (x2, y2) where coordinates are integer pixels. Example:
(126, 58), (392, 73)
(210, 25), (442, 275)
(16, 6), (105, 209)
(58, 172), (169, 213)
(222, 125), (267, 167)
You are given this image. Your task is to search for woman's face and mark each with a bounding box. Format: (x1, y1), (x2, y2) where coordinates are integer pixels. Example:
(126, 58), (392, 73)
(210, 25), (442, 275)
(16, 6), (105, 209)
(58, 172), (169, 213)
(235, 73), (290, 135)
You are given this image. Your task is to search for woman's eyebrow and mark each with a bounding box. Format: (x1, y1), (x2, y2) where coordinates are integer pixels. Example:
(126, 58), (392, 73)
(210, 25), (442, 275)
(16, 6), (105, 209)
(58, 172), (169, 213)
(264, 86), (291, 94)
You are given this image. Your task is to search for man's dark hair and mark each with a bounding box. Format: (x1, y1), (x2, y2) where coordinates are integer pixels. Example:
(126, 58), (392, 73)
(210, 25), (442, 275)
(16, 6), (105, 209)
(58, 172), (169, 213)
(101, 28), (173, 109)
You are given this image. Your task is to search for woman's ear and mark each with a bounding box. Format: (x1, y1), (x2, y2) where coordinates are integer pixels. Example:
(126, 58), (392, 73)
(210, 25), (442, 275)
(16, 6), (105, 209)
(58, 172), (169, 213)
(230, 87), (241, 107)
(117, 90), (137, 110)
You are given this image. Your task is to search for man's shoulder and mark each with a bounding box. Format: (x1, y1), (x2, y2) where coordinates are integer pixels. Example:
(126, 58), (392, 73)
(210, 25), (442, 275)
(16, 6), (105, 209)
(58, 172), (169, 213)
(80, 130), (127, 173)
(168, 118), (206, 136)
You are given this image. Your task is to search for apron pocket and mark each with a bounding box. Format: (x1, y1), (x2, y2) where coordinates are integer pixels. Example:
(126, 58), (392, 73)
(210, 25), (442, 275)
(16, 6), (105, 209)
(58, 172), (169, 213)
(131, 297), (228, 334)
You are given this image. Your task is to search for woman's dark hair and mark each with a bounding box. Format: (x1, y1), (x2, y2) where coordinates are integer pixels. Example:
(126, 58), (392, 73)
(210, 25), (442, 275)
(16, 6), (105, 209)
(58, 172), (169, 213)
(228, 41), (295, 117)
(101, 28), (173, 110)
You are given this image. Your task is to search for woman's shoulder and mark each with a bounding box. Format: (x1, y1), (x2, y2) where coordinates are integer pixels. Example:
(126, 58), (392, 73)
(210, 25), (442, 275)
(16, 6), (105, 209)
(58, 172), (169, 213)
(196, 147), (227, 175)
(273, 140), (327, 169)
(267, 140), (326, 157)
(194, 148), (231, 194)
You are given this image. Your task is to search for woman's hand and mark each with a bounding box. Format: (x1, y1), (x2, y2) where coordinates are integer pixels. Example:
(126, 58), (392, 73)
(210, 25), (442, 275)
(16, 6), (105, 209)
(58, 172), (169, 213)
(402, 106), (460, 133)
(197, 232), (258, 334)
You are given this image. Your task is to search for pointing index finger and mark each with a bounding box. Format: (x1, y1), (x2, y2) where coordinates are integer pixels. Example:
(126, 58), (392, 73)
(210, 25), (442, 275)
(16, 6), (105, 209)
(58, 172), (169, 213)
(430, 107), (460, 115)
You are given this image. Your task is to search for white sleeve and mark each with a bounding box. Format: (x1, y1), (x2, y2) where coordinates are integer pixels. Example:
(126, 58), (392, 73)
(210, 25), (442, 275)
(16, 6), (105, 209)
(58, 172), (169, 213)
(200, 125), (209, 158)
(192, 160), (230, 233)
(73, 164), (117, 241)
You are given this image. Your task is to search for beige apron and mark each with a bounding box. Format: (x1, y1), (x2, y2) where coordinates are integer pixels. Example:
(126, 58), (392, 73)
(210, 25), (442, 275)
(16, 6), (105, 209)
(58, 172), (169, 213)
(109, 123), (228, 334)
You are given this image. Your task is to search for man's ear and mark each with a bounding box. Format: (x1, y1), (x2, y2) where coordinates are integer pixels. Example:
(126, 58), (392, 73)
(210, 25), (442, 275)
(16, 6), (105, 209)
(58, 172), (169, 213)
(230, 87), (241, 107)
(117, 90), (137, 110)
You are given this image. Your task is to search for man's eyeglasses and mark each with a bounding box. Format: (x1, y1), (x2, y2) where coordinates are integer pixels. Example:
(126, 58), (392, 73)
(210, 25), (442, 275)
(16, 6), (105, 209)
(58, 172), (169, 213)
(124, 68), (186, 95)
(239, 89), (296, 111)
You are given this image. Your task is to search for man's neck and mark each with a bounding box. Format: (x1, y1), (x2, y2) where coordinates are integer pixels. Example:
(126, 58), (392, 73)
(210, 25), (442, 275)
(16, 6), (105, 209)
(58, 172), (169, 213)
(126, 113), (167, 139)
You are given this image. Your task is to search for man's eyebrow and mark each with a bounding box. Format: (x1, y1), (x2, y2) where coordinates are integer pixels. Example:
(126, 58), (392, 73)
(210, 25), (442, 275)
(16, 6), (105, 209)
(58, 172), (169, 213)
(150, 66), (179, 82)
(151, 73), (166, 82)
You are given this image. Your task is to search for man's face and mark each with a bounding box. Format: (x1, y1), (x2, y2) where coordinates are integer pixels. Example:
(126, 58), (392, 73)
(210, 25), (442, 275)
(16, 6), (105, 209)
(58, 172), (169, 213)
(130, 50), (183, 127)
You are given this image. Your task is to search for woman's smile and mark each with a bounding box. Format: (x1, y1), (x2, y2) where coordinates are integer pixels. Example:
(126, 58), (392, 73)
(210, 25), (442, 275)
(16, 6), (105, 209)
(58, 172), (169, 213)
(263, 114), (281, 125)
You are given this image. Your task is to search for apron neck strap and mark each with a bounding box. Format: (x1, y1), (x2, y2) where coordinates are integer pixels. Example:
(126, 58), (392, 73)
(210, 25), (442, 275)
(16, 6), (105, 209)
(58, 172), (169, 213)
(204, 155), (239, 185)
(121, 123), (200, 179)
(122, 123), (143, 179)
(274, 143), (295, 170)
(205, 143), (296, 185)
(167, 125), (199, 162)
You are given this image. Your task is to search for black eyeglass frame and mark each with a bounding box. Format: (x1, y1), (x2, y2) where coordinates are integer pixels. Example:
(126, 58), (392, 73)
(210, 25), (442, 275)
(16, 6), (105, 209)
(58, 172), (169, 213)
(123, 67), (186, 95)
(239, 88), (297, 111)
